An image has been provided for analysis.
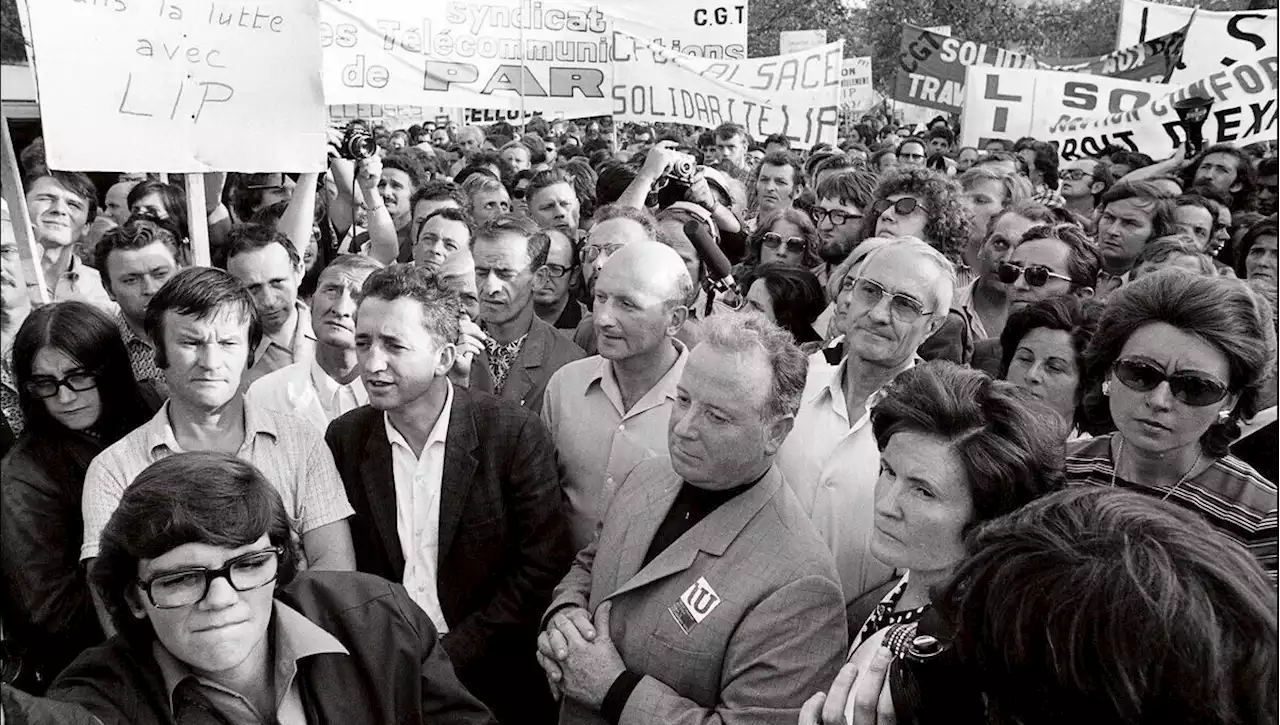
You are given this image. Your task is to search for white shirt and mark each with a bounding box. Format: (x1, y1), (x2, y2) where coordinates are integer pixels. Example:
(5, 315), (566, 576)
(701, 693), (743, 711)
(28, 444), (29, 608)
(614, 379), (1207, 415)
(248, 359), (368, 435)
(386, 384), (453, 633)
(775, 351), (917, 601)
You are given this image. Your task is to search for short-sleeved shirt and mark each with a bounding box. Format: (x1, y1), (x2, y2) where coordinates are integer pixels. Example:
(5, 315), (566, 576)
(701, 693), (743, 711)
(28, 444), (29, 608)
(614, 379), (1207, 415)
(155, 600), (348, 725)
(1066, 433), (1278, 580)
(81, 400), (354, 564)
(541, 341), (689, 551)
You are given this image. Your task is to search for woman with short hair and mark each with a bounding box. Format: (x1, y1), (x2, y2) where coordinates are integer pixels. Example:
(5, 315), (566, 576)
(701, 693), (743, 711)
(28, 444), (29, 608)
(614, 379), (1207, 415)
(0, 302), (159, 690)
(1069, 270), (1277, 578)
(998, 295), (1104, 437)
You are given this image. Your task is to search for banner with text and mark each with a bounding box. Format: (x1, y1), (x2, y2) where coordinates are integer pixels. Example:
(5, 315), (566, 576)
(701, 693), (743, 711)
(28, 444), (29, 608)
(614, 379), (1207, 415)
(26, 0), (326, 172)
(960, 50), (1278, 159)
(613, 40), (844, 146)
(894, 23), (1187, 114)
(841, 56), (873, 109)
(1118, 0), (1276, 82)
(319, 0), (748, 113)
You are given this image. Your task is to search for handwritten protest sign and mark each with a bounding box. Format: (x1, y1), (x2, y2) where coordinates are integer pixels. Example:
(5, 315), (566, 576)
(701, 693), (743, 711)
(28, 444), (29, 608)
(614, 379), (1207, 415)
(894, 23), (1187, 114)
(960, 50), (1278, 159)
(319, 0), (748, 113)
(1118, 0), (1276, 82)
(613, 41), (844, 146)
(841, 57), (873, 110)
(25, 0), (325, 172)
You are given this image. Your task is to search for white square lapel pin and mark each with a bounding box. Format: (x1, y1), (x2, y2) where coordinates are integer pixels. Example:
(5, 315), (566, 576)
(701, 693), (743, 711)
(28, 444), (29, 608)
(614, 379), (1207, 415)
(669, 577), (722, 634)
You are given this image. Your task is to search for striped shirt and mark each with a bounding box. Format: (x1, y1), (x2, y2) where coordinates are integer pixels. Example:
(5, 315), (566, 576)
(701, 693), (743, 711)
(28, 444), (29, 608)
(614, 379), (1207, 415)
(1066, 434), (1278, 581)
(81, 400), (354, 565)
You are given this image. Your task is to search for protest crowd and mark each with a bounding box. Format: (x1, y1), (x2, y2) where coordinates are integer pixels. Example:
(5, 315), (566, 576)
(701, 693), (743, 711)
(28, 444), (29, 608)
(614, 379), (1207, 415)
(0, 0), (1277, 723)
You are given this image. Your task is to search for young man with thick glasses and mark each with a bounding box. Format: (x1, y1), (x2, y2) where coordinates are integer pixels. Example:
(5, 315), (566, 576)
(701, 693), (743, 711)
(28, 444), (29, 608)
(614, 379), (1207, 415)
(0, 452), (496, 724)
(778, 238), (956, 602)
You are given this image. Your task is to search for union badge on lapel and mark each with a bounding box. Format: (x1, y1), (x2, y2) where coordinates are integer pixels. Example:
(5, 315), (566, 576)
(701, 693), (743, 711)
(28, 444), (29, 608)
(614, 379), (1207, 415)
(669, 577), (721, 634)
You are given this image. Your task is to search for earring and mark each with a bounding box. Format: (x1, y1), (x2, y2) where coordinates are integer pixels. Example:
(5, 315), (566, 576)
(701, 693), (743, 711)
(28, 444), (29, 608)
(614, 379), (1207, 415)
(1101, 381), (1111, 396)
(1218, 409), (1230, 422)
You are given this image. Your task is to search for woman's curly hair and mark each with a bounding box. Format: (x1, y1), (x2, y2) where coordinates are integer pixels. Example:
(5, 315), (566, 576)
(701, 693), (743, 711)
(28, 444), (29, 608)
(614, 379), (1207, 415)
(859, 166), (973, 265)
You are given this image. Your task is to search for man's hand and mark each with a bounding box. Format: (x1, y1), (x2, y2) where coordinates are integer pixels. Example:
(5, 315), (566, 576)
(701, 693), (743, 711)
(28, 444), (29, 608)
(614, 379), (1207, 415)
(356, 155), (383, 193)
(798, 638), (896, 724)
(557, 601), (625, 710)
(685, 172), (718, 210)
(536, 605), (597, 701)
(639, 147), (680, 181)
(448, 316), (487, 387)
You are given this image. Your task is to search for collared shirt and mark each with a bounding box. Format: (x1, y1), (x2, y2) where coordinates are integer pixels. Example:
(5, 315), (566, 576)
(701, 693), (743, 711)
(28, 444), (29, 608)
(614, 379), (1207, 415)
(116, 311), (169, 398)
(484, 333), (528, 395)
(950, 279), (988, 343)
(386, 383), (453, 633)
(245, 302), (317, 389)
(776, 352), (917, 601)
(247, 359), (368, 436)
(0, 348), (22, 437)
(541, 340), (690, 551)
(43, 252), (116, 314)
(81, 399), (354, 563)
(155, 600), (349, 725)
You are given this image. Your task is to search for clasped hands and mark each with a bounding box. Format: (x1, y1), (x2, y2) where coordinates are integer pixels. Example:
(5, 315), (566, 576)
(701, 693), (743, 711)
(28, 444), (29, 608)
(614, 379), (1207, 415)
(535, 601), (626, 710)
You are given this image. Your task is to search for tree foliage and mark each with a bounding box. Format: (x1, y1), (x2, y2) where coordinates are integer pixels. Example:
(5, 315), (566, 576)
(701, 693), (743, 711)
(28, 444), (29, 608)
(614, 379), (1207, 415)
(1, 0), (26, 64)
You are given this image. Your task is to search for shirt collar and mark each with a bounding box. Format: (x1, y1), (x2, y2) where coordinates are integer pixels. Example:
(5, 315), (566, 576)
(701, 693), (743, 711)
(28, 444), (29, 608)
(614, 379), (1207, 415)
(148, 398), (279, 457)
(309, 357), (368, 407)
(258, 301), (316, 356)
(155, 599), (349, 715)
(385, 382), (453, 456)
(807, 354), (922, 410)
(589, 338), (689, 408)
(116, 310), (151, 349)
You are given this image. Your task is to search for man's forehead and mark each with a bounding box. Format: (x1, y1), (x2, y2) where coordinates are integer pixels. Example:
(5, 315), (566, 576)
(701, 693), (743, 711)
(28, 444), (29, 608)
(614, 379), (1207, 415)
(318, 267), (371, 289)
(166, 307), (250, 332)
(861, 248), (941, 292)
(590, 218), (646, 244)
(27, 176), (86, 201)
(818, 196), (860, 213)
(1012, 237), (1070, 264)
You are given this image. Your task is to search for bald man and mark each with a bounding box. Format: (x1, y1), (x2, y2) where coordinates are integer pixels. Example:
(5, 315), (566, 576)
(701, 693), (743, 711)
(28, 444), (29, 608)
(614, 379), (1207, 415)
(542, 243), (695, 550)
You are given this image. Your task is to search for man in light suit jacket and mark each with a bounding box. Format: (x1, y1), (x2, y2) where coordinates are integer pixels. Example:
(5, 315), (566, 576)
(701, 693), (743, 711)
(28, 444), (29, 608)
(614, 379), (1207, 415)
(466, 214), (584, 414)
(326, 265), (574, 725)
(537, 311), (848, 725)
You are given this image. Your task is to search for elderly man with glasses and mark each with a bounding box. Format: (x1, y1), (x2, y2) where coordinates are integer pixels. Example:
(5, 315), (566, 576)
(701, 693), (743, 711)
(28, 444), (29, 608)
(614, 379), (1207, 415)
(776, 237), (957, 604)
(534, 228), (587, 331)
(0, 452), (495, 724)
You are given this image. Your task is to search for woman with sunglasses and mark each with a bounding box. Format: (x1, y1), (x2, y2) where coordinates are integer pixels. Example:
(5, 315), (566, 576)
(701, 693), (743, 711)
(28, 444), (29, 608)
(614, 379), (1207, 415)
(0, 302), (159, 691)
(1068, 270), (1277, 579)
(737, 209), (821, 282)
(858, 167), (972, 266)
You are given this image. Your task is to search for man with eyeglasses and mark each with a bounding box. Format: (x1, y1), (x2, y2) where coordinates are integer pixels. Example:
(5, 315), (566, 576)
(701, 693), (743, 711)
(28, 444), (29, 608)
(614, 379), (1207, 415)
(468, 215), (584, 413)
(0, 451), (496, 724)
(895, 138), (928, 169)
(1059, 158), (1112, 220)
(777, 238), (956, 602)
(809, 170), (877, 287)
(534, 228), (585, 331)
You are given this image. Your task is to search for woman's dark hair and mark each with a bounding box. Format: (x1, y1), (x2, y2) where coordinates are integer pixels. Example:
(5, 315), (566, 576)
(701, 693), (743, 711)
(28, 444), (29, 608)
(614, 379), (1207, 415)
(744, 208), (821, 271)
(1233, 215), (1277, 280)
(1079, 270), (1274, 453)
(937, 487), (1277, 725)
(998, 295), (1105, 429)
(859, 167), (973, 265)
(871, 361), (1066, 535)
(126, 180), (189, 242)
(13, 301), (154, 444)
(738, 263), (826, 344)
(91, 452), (299, 647)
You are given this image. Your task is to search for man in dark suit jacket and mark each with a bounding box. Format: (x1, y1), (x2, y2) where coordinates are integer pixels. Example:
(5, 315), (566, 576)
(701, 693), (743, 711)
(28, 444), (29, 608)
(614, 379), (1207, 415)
(328, 264), (573, 725)
(466, 213), (584, 415)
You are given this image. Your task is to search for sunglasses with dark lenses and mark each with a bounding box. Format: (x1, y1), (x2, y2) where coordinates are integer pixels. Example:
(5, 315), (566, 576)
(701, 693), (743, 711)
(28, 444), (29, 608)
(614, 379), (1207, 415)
(996, 262), (1073, 287)
(761, 232), (807, 255)
(1060, 169), (1094, 181)
(24, 370), (99, 400)
(873, 197), (922, 218)
(1112, 357), (1229, 407)
(511, 187), (527, 200)
(810, 207), (862, 226)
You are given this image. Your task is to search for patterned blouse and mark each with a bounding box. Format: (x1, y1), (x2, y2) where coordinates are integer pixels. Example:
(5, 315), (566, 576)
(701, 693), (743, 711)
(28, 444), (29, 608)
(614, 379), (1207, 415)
(849, 572), (929, 654)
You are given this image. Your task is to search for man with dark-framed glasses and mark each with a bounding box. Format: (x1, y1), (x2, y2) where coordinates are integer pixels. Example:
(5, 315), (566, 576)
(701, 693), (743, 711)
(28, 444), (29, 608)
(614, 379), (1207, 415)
(0, 451), (496, 725)
(777, 237), (956, 604)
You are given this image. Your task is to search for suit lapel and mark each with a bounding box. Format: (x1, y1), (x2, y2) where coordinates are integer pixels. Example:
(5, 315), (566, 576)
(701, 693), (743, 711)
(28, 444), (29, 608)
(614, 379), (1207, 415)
(439, 385), (478, 563)
(608, 467), (783, 601)
(502, 319), (548, 407)
(360, 413), (406, 578)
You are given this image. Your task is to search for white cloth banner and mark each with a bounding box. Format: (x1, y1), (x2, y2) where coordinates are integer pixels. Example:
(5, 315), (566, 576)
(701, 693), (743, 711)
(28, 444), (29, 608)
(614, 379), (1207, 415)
(841, 57), (873, 109)
(319, 0), (748, 113)
(1117, 0), (1277, 82)
(26, 0), (326, 172)
(612, 41), (845, 146)
(960, 50), (1279, 159)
